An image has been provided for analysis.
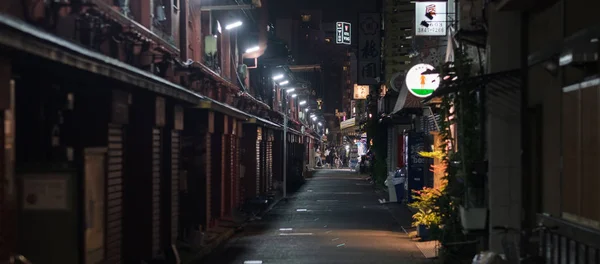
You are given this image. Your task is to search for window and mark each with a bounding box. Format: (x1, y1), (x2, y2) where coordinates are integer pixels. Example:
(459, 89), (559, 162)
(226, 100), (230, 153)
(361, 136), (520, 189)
(343, 66), (348, 71)
(301, 14), (311, 22)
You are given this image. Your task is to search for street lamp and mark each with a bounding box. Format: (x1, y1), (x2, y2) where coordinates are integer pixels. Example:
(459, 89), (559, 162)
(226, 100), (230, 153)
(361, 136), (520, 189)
(245, 46), (260, 53)
(273, 74), (284, 80)
(225, 21), (243, 30)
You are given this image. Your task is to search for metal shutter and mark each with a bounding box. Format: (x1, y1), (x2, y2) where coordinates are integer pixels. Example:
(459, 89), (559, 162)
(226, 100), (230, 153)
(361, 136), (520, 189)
(267, 140), (273, 191)
(255, 139), (260, 196)
(107, 124), (124, 263)
(151, 128), (161, 256)
(205, 133), (211, 227)
(170, 131), (180, 242)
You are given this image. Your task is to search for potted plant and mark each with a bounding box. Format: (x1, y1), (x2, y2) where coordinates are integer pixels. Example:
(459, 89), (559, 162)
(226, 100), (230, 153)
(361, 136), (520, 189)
(409, 187), (442, 240)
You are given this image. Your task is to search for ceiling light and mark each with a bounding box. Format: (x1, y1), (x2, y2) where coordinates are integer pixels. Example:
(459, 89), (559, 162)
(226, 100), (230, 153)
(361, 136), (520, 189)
(312, 117), (317, 121)
(299, 100), (307, 105)
(245, 46), (260, 53)
(279, 80), (289, 85)
(291, 94), (297, 98)
(305, 108), (309, 112)
(273, 74), (284, 80)
(225, 21), (242, 30)
(286, 88), (295, 93)
(318, 122), (322, 126)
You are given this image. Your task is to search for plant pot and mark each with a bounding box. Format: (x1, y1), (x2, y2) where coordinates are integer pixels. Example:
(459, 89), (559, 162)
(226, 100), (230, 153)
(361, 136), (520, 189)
(417, 224), (430, 239)
(459, 205), (487, 230)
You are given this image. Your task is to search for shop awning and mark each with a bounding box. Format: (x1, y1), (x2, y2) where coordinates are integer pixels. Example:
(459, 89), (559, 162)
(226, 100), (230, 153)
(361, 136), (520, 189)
(197, 98), (251, 121)
(422, 69), (521, 103)
(0, 14), (200, 104)
(246, 115), (282, 130)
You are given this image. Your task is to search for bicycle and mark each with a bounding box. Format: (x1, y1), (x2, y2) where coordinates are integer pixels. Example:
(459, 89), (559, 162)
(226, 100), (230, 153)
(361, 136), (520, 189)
(472, 225), (557, 264)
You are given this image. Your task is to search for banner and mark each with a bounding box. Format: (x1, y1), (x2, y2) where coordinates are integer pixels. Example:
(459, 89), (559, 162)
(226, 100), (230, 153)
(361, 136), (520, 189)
(358, 13), (381, 85)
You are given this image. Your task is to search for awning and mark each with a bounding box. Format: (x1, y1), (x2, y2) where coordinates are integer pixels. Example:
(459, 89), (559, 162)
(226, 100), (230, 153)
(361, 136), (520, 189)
(246, 115), (282, 130)
(390, 81), (423, 115)
(0, 14), (200, 104)
(197, 97), (250, 120)
(422, 69), (521, 102)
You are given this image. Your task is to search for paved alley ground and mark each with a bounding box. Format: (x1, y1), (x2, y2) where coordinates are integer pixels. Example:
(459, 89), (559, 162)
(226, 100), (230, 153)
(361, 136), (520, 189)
(203, 169), (429, 264)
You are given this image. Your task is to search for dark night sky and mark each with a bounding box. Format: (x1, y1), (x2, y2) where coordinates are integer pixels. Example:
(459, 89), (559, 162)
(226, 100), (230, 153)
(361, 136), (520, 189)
(269, 0), (378, 22)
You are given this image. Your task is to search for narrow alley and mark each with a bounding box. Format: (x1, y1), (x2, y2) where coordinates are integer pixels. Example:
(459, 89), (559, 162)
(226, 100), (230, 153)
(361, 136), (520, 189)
(203, 170), (428, 264)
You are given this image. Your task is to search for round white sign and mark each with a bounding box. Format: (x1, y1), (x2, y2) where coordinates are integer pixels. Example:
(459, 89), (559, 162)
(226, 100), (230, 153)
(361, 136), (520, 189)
(405, 63), (440, 98)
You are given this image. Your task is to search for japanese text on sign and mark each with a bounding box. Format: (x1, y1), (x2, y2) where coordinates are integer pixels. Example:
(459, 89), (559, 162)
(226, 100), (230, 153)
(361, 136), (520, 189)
(336, 22), (351, 45)
(357, 13), (381, 85)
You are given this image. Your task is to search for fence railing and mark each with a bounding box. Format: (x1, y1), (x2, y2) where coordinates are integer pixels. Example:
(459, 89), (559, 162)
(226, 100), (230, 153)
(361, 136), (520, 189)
(537, 214), (600, 264)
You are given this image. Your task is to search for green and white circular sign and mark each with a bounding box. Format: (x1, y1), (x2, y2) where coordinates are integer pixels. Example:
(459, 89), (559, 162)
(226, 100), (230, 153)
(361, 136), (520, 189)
(405, 63), (440, 98)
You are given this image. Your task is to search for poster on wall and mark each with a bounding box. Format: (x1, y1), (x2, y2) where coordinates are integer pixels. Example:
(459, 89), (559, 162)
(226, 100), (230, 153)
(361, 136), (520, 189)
(358, 13), (381, 85)
(415, 1), (447, 36)
(353, 84), (370, 99)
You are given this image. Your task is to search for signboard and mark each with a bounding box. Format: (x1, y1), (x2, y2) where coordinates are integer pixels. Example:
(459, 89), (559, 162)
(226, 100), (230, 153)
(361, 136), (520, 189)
(358, 13), (381, 85)
(353, 84), (370, 99)
(405, 63), (440, 98)
(415, 2), (447, 36)
(23, 175), (69, 210)
(336, 22), (351, 45)
(340, 118), (356, 130)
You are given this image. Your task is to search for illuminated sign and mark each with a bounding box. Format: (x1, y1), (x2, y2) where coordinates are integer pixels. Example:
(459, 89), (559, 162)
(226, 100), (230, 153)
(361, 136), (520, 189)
(336, 22), (351, 45)
(405, 64), (440, 98)
(353, 84), (370, 99)
(415, 2), (447, 36)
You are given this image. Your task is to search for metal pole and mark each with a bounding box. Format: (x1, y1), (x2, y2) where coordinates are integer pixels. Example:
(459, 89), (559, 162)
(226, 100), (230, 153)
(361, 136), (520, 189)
(283, 97), (288, 198)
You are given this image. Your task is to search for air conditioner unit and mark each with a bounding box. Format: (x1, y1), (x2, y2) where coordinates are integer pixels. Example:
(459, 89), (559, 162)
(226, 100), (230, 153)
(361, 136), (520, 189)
(238, 64), (248, 79)
(204, 35), (217, 55)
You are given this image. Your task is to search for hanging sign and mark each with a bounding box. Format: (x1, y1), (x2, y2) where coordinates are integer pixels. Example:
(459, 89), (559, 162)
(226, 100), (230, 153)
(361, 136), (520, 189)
(336, 22), (351, 45)
(415, 1), (447, 36)
(405, 63), (440, 98)
(357, 13), (381, 85)
(353, 84), (370, 99)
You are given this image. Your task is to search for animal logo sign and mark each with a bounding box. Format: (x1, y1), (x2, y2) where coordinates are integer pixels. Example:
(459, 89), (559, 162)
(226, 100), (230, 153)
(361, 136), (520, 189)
(405, 63), (440, 98)
(425, 4), (436, 19)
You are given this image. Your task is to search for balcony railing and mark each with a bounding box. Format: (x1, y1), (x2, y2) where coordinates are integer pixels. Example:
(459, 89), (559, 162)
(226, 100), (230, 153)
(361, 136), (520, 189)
(89, 0), (179, 54)
(537, 214), (600, 264)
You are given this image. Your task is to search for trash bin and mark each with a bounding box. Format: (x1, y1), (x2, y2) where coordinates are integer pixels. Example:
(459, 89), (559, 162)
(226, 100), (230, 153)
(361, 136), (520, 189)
(393, 167), (407, 203)
(385, 172), (397, 202)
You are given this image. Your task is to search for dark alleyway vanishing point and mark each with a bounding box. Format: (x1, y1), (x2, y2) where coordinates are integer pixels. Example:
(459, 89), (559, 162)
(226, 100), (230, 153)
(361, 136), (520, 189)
(203, 169), (428, 264)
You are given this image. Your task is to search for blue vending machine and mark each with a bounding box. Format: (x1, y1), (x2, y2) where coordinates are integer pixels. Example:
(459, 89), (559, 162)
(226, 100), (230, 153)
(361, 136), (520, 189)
(403, 131), (430, 203)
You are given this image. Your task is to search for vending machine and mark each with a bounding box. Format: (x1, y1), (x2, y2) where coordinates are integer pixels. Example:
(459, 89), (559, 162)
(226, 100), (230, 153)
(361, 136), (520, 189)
(403, 131), (432, 203)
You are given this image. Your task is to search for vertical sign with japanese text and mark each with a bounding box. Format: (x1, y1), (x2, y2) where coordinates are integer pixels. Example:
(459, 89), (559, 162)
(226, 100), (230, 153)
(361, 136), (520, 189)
(358, 13), (381, 85)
